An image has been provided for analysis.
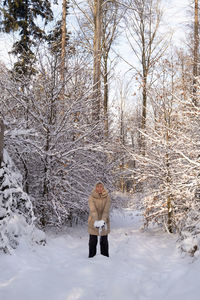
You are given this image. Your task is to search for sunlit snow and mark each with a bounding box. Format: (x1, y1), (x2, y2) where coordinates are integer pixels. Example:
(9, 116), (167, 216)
(0, 209), (199, 300)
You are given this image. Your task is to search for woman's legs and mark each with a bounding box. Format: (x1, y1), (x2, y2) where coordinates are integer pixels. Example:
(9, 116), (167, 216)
(100, 235), (109, 257)
(89, 235), (98, 257)
(89, 235), (109, 257)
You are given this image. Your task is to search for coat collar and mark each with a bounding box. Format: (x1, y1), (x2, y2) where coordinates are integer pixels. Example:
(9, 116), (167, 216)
(91, 188), (108, 199)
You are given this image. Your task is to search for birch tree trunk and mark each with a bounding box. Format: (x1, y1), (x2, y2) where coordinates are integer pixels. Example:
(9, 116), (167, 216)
(0, 118), (4, 167)
(93, 0), (102, 122)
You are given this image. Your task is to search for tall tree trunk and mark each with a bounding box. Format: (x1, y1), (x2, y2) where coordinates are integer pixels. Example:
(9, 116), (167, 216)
(193, 0), (199, 106)
(103, 54), (109, 137)
(141, 72), (147, 156)
(93, 0), (102, 122)
(166, 149), (173, 233)
(120, 95), (125, 192)
(61, 0), (67, 96)
(165, 111), (173, 233)
(0, 118), (4, 167)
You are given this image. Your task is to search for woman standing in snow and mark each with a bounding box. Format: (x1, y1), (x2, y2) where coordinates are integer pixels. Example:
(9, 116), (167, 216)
(88, 182), (111, 258)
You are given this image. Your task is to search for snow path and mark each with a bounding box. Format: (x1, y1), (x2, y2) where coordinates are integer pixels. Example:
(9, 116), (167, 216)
(0, 210), (199, 300)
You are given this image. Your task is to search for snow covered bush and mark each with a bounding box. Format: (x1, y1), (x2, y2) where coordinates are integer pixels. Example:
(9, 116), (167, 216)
(126, 55), (200, 241)
(178, 194), (200, 257)
(0, 150), (45, 253)
(0, 51), (119, 229)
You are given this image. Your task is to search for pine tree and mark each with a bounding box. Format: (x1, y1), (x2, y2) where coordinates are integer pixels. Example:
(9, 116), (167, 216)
(0, 0), (53, 75)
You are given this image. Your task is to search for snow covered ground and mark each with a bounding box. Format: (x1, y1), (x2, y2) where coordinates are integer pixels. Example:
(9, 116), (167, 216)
(0, 209), (200, 300)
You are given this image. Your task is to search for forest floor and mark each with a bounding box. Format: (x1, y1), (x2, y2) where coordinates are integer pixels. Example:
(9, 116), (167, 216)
(0, 208), (199, 300)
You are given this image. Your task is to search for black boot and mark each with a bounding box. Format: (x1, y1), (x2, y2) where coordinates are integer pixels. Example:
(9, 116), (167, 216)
(100, 235), (109, 257)
(89, 235), (98, 258)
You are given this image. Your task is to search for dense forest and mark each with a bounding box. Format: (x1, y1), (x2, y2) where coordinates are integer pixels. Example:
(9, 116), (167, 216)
(0, 0), (200, 256)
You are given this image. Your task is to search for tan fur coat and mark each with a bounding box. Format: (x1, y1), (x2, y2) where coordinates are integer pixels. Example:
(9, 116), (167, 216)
(88, 187), (111, 236)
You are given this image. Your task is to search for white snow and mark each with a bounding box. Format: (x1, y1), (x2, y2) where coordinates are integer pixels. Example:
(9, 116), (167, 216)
(0, 209), (199, 300)
(94, 220), (107, 234)
(94, 220), (105, 228)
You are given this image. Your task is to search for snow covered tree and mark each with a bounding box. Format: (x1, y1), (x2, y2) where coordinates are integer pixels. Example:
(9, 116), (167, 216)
(0, 150), (45, 253)
(0, 44), (119, 228)
(127, 52), (200, 237)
